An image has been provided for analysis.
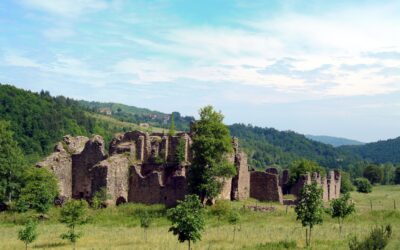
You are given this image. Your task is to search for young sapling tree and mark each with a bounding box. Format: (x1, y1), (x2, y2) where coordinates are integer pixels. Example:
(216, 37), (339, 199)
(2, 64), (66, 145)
(330, 193), (355, 235)
(167, 195), (205, 250)
(295, 182), (324, 247)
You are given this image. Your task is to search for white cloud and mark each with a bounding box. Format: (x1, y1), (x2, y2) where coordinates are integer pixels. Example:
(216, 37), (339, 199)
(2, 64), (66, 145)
(3, 54), (42, 68)
(19, 0), (108, 17)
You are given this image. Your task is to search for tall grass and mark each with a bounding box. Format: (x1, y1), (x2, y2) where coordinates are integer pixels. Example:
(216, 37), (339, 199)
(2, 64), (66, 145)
(1, 185), (400, 249)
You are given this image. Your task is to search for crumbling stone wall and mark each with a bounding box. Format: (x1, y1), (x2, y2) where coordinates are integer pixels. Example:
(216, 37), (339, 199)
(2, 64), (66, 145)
(250, 168), (283, 203)
(289, 173), (311, 198)
(36, 135), (89, 199)
(231, 152), (250, 200)
(72, 135), (106, 199)
(91, 154), (130, 205)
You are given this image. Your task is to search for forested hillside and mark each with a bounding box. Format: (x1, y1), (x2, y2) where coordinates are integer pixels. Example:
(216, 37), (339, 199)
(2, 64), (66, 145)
(340, 137), (400, 164)
(78, 100), (195, 131)
(229, 124), (360, 169)
(0, 84), (148, 163)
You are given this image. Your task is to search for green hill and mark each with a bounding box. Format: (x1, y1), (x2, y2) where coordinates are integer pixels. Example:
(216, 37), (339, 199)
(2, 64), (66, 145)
(306, 135), (365, 147)
(340, 137), (400, 164)
(229, 124), (360, 169)
(78, 100), (195, 132)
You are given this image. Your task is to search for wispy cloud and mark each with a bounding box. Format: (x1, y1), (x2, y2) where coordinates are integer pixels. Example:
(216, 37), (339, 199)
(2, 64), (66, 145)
(19, 0), (108, 18)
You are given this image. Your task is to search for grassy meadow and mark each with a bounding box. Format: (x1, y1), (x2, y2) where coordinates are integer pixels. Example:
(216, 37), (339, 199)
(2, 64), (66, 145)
(1, 185), (400, 250)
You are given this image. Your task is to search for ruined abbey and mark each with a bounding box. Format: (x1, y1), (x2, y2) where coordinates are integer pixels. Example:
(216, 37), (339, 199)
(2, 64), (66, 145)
(37, 130), (341, 206)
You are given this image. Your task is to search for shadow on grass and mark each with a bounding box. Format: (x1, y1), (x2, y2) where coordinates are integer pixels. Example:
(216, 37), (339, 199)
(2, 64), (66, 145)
(33, 242), (67, 248)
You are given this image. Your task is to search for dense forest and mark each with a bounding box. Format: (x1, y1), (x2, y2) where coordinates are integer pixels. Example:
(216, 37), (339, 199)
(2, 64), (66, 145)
(229, 124), (360, 169)
(339, 137), (400, 164)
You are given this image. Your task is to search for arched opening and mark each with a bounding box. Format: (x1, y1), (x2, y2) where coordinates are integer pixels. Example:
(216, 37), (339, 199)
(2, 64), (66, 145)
(116, 196), (127, 206)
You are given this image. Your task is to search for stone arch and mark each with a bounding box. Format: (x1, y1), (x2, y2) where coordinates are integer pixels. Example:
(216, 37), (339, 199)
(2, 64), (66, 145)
(116, 196), (127, 206)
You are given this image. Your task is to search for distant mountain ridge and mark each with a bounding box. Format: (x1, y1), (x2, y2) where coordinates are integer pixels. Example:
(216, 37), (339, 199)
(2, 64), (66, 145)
(306, 135), (365, 147)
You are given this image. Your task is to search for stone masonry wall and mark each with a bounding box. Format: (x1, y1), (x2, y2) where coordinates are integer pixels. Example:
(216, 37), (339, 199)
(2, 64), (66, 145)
(250, 169), (283, 203)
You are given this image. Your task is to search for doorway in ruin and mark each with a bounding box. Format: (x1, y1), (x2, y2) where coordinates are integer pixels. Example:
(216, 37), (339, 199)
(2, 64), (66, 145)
(116, 196), (127, 206)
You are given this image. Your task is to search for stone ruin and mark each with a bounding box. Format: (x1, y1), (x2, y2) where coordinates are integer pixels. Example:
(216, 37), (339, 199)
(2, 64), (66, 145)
(37, 131), (341, 206)
(37, 131), (250, 206)
(250, 167), (341, 204)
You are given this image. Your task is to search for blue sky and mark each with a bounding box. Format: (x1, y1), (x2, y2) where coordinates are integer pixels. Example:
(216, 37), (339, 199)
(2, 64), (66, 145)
(1, 0), (400, 142)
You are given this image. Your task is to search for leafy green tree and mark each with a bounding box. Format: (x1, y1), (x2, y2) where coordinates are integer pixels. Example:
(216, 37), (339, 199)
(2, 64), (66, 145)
(340, 171), (355, 193)
(354, 178), (372, 193)
(188, 106), (236, 203)
(228, 211), (240, 242)
(168, 113), (176, 136)
(167, 195), (205, 250)
(18, 219), (38, 250)
(0, 120), (26, 204)
(59, 200), (89, 249)
(295, 182), (324, 247)
(140, 211), (152, 242)
(16, 167), (58, 213)
(363, 165), (383, 185)
(330, 193), (355, 235)
(394, 167), (400, 185)
(289, 159), (325, 185)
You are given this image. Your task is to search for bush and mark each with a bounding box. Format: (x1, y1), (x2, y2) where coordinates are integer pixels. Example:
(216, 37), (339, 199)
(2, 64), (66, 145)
(91, 188), (111, 209)
(209, 200), (231, 221)
(354, 178), (372, 193)
(349, 224), (392, 250)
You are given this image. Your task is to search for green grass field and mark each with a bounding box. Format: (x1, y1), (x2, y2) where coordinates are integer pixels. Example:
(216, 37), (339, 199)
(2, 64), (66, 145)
(1, 185), (400, 250)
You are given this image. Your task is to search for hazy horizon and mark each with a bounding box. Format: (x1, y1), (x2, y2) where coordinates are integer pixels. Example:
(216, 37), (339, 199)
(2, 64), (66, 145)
(1, 0), (400, 142)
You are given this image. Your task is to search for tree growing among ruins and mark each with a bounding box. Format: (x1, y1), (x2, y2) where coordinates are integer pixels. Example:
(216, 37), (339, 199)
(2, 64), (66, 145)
(59, 200), (89, 250)
(295, 182), (324, 247)
(188, 106), (236, 203)
(167, 195), (205, 250)
(18, 219), (38, 250)
(330, 193), (355, 235)
(140, 211), (152, 242)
